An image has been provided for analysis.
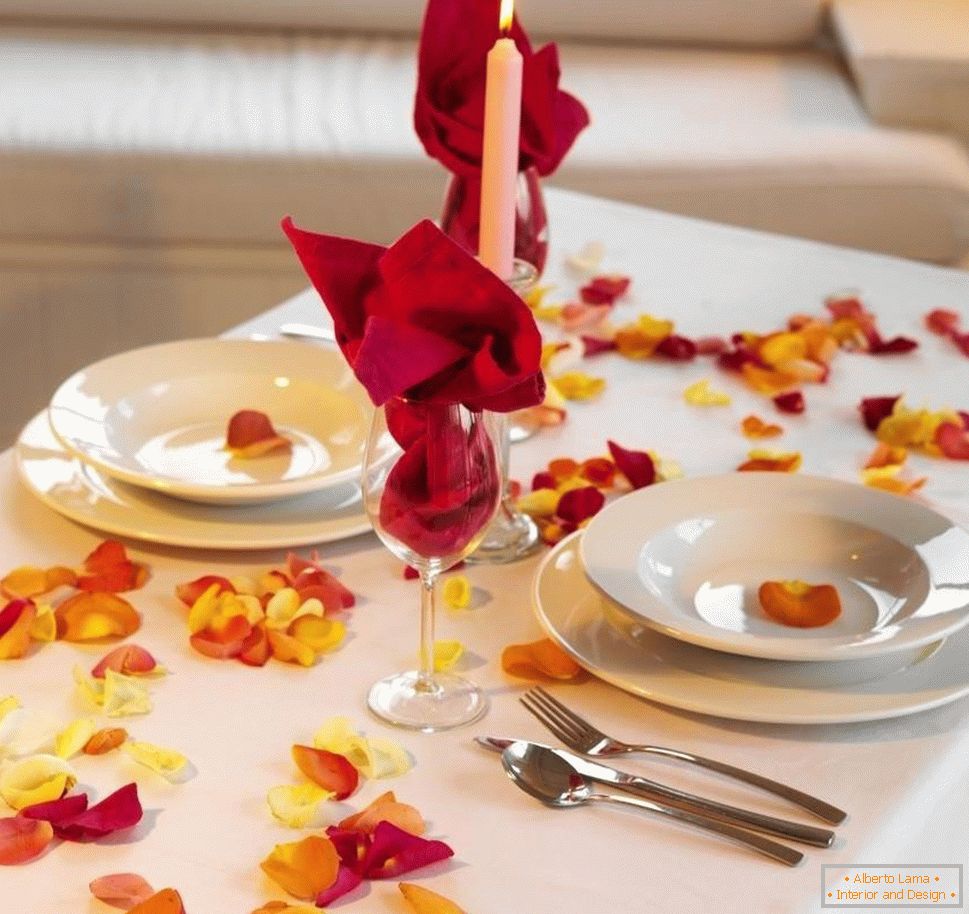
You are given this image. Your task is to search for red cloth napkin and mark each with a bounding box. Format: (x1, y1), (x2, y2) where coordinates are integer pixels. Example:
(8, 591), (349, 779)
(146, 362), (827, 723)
(414, 0), (589, 178)
(281, 217), (545, 412)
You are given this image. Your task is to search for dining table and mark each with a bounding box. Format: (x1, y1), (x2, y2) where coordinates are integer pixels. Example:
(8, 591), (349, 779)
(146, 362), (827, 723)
(4, 187), (969, 914)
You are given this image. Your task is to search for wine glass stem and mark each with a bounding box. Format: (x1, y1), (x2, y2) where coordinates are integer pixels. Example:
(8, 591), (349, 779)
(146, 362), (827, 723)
(417, 571), (438, 693)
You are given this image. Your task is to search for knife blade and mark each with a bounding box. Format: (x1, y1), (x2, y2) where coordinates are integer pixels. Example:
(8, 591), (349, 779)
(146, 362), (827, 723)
(476, 737), (834, 847)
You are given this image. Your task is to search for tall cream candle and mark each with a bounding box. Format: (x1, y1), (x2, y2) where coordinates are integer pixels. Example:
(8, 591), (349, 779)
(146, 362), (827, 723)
(478, 0), (523, 280)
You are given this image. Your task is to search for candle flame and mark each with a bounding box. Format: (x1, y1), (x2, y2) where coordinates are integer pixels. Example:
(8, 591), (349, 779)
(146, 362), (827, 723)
(499, 0), (514, 33)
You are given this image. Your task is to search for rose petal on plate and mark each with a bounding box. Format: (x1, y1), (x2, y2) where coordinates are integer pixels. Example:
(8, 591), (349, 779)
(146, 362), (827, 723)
(501, 639), (584, 681)
(936, 422), (969, 460)
(925, 308), (961, 336)
(741, 415), (783, 439)
(550, 371), (606, 401)
(359, 821), (454, 879)
(127, 888), (187, 914)
(399, 882), (467, 914)
(84, 728), (128, 756)
(291, 745), (359, 799)
(54, 718), (97, 759)
(45, 783), (142, 842)
(773, 391), (805, 414)
(89, 873), (156, 910)
(0, 816), (53, 864)
(433, 640), (464, 672)
(92, 644), (159, 679)
(122, 742), (191, 783)
(555, 487), (605, 525)
(683, 379), (731, 406)
(175, 575), (235, 607)
(338, 791), (425, 837)
(737, 450), (803, 473)
(267, 783), (334, 829)
(0, 600), (36, 659)
(441, 576), (472, 610)
(55, 593), (140, 642)
(859, 395), (901, 432)
(260, 835), (340, 901)
(758, 580), (842, 628)
(268, 630), (317, 667)
(226, 410), (291, 452)
(0, 754), (76, 810)
(607, 440), (656, 489)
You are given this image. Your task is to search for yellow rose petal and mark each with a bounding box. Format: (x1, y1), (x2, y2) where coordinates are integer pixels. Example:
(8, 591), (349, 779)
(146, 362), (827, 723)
(313, 717), (374, 774)
(289, 616), (345, 654)
(516, 488), (561, 519)
(28, 603), (57, 643)
(566, 241), (604, 275)
(551, 371), (606, 401)
(266, 588), (324, 631)
(441, 576), (472, 610)
(684, 378), (731, 406)
(0, 697), (20, 725)
(122, 741), (191, 783)
(186, 583), (222, 634)
(54, 717), (97, 760)
(433, 640), (464, 673)
(267, 783), (334, 828)
(74, 666), (152, 718)
(367, 738), (412, 779)
(400, 882), (467, 914)
(0, 754), (76, 810)
(0, 709), (60, 759)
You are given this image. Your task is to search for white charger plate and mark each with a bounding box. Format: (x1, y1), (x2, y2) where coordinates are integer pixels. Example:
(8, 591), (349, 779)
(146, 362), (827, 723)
(47, 338), (371, 505)
(580, 473), (969, 662)
(16, 412), (371, 550)
(537, 532), (969, 724)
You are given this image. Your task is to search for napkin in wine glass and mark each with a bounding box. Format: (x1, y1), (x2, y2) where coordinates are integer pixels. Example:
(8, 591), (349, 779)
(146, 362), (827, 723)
(414, 0), (589, 178)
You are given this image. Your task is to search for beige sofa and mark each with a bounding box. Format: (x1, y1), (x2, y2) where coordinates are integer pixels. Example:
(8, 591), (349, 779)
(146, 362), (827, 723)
(2, 0), (969, 446)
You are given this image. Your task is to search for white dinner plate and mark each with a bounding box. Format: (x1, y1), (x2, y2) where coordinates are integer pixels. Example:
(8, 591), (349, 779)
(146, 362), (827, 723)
(536, 532), (969, 725)
(47, 338), (371, 505)
(16, 412), (372, 550)
(580, 473), (969, 662)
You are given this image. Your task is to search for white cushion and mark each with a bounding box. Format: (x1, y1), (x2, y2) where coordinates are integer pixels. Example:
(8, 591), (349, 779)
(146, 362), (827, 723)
(832, 0), (969, 144)
(2, 26), (969, 262)
(3, 0), (824, 46)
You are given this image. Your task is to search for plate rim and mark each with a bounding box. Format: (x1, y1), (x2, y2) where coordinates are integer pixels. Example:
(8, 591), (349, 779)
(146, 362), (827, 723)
(535, 530), (969, 725)
(46, 337), (370, 504)
(579, 472), (969, 662)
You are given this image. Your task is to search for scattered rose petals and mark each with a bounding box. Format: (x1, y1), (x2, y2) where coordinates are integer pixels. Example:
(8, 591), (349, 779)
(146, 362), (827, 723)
(89, 873), (156, 910)
(0, 754), (76, 810)
(226, 410), (292, 458)
(312, 718), (411, 781)
(122, 742), (191, 783)
(0, 816), (53, 864)
(607, 440), (656, 489)
(358, 820), (454, 879)
(92, 644), (160, 679)
(76, 541), (148, 594)
(433, 640), (464, 672)
(684, 378), (731, 406)
(338, 791), (424, 837)
(441, 576), (472, 610)
(758, 580), (842, 628)
(400, 882), (467, 914)
(54, 718), (97, 760)
(127, 888), (186, 914)
(741, 415), (783, 439)
(501, 638), (583, 681)
(773, 391), (805, 414)
(292, 745), (358, 799)
(84, 728), (128, 756)
(267, 783), (334, 829)
(55, 593), (140, 642)
(260, 835), (340, 901)
(859, 395), (901, 431)
(737, 450), (803, 473)
(74, 667), (153, 718)
(28, 783), (143, 842)
(550, 371), (606, 401)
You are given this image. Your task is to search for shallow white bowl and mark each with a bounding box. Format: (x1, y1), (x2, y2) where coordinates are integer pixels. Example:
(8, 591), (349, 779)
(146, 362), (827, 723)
(580, 473), (969, 662)
(537, 532), (969, 725)
(47, 338), (371, 505)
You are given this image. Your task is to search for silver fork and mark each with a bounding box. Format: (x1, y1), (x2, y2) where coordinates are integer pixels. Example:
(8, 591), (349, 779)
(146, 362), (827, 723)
(521, 687), (847, 825)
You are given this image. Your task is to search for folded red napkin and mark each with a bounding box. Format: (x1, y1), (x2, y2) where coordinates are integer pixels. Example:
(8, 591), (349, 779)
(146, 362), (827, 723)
(414, 0), (589, 178)
(281, 217), (545, 412)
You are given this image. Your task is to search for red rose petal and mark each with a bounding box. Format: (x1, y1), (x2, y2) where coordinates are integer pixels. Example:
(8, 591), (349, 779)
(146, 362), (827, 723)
(580, 335), (617, 358)
(25, 785), (142, 842)
(925, 308), (960, 336)
(291, 746), (359, 800)
(0, 816), (54, 864)
(189, 615), (252, 660)
(936, 422), (969, 460)
(859, 396), (901, 431)
(580, 275), (630, 305)
(359, 821), (454, 879)
(531, 471), (556, 491)
(555, 487), (605, 525)
(696, 336), (728, 356)
(77, 541), (148, 593)
(607, 440), (656, 489)
(953, 332), (969, 358)
(238, 622), (271, 667)
(226, 410), (285, 449)
(773, 391), (806, 415)
(175, 575), (235, 607)
(20, 793), (89, 825)
(868, 334), (918, 355)
(315, 864), (364, 906)
(655, 334), (697, 361)
(325, 826), (367, 870)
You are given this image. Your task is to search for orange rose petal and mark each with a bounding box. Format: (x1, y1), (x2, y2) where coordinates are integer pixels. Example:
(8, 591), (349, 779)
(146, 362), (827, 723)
(83, 727), (128, 755)
(758, 580), (842, 628)
(741, 363), (799, 394)
(239, 622), (272, 667)
(399, 882), (467, 914)
(1, 565), (77, 600)
(737, 451), (802, 473)
(741, 415), (783, 439)
(579, 457), (616, 487)
(92, 644), (158, 678)
(127, 889), (187, 914)
(501, 638), (584, 681)
(89, 873), (156, 909)
(226, 410), (292, 458)
(267, 630), (316, 667)
(190, 615), (252, 660)
(291, 745), (358, 799)
(260, 835), (340, 901)
(0, 600), (37, 659)
(337, 791), (424, 836)
(55, 593), (140, 642)
(864, 442), (908, 469)
(863, 472), (927, 496)
(548, 458), (580, 482)
(77, 541), (148, 594)
(0, 816), (54, 864)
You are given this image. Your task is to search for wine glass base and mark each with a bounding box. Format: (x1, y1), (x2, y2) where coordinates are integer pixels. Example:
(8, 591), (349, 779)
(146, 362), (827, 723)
(466, 507), (542, 564)
(368, 671), (489, 732)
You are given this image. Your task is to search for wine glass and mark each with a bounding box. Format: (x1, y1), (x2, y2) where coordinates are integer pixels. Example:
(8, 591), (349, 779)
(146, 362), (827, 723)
(362, 396), (502, 731)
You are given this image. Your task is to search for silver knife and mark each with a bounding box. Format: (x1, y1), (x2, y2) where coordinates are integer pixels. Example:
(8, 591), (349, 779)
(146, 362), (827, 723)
(477, 737), (834, 848)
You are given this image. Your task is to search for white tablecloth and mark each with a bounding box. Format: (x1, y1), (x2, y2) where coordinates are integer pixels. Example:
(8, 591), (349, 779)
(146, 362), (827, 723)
(5, 189), (969, 914)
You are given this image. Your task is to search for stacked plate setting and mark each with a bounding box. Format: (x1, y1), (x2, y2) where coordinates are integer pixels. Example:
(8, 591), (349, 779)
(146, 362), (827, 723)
(17, 338), (372, 549)
(533, 474), (969, 724)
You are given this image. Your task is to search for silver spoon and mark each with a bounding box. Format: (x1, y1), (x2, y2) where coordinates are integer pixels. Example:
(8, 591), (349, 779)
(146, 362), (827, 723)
(501, 742), (804, 866)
